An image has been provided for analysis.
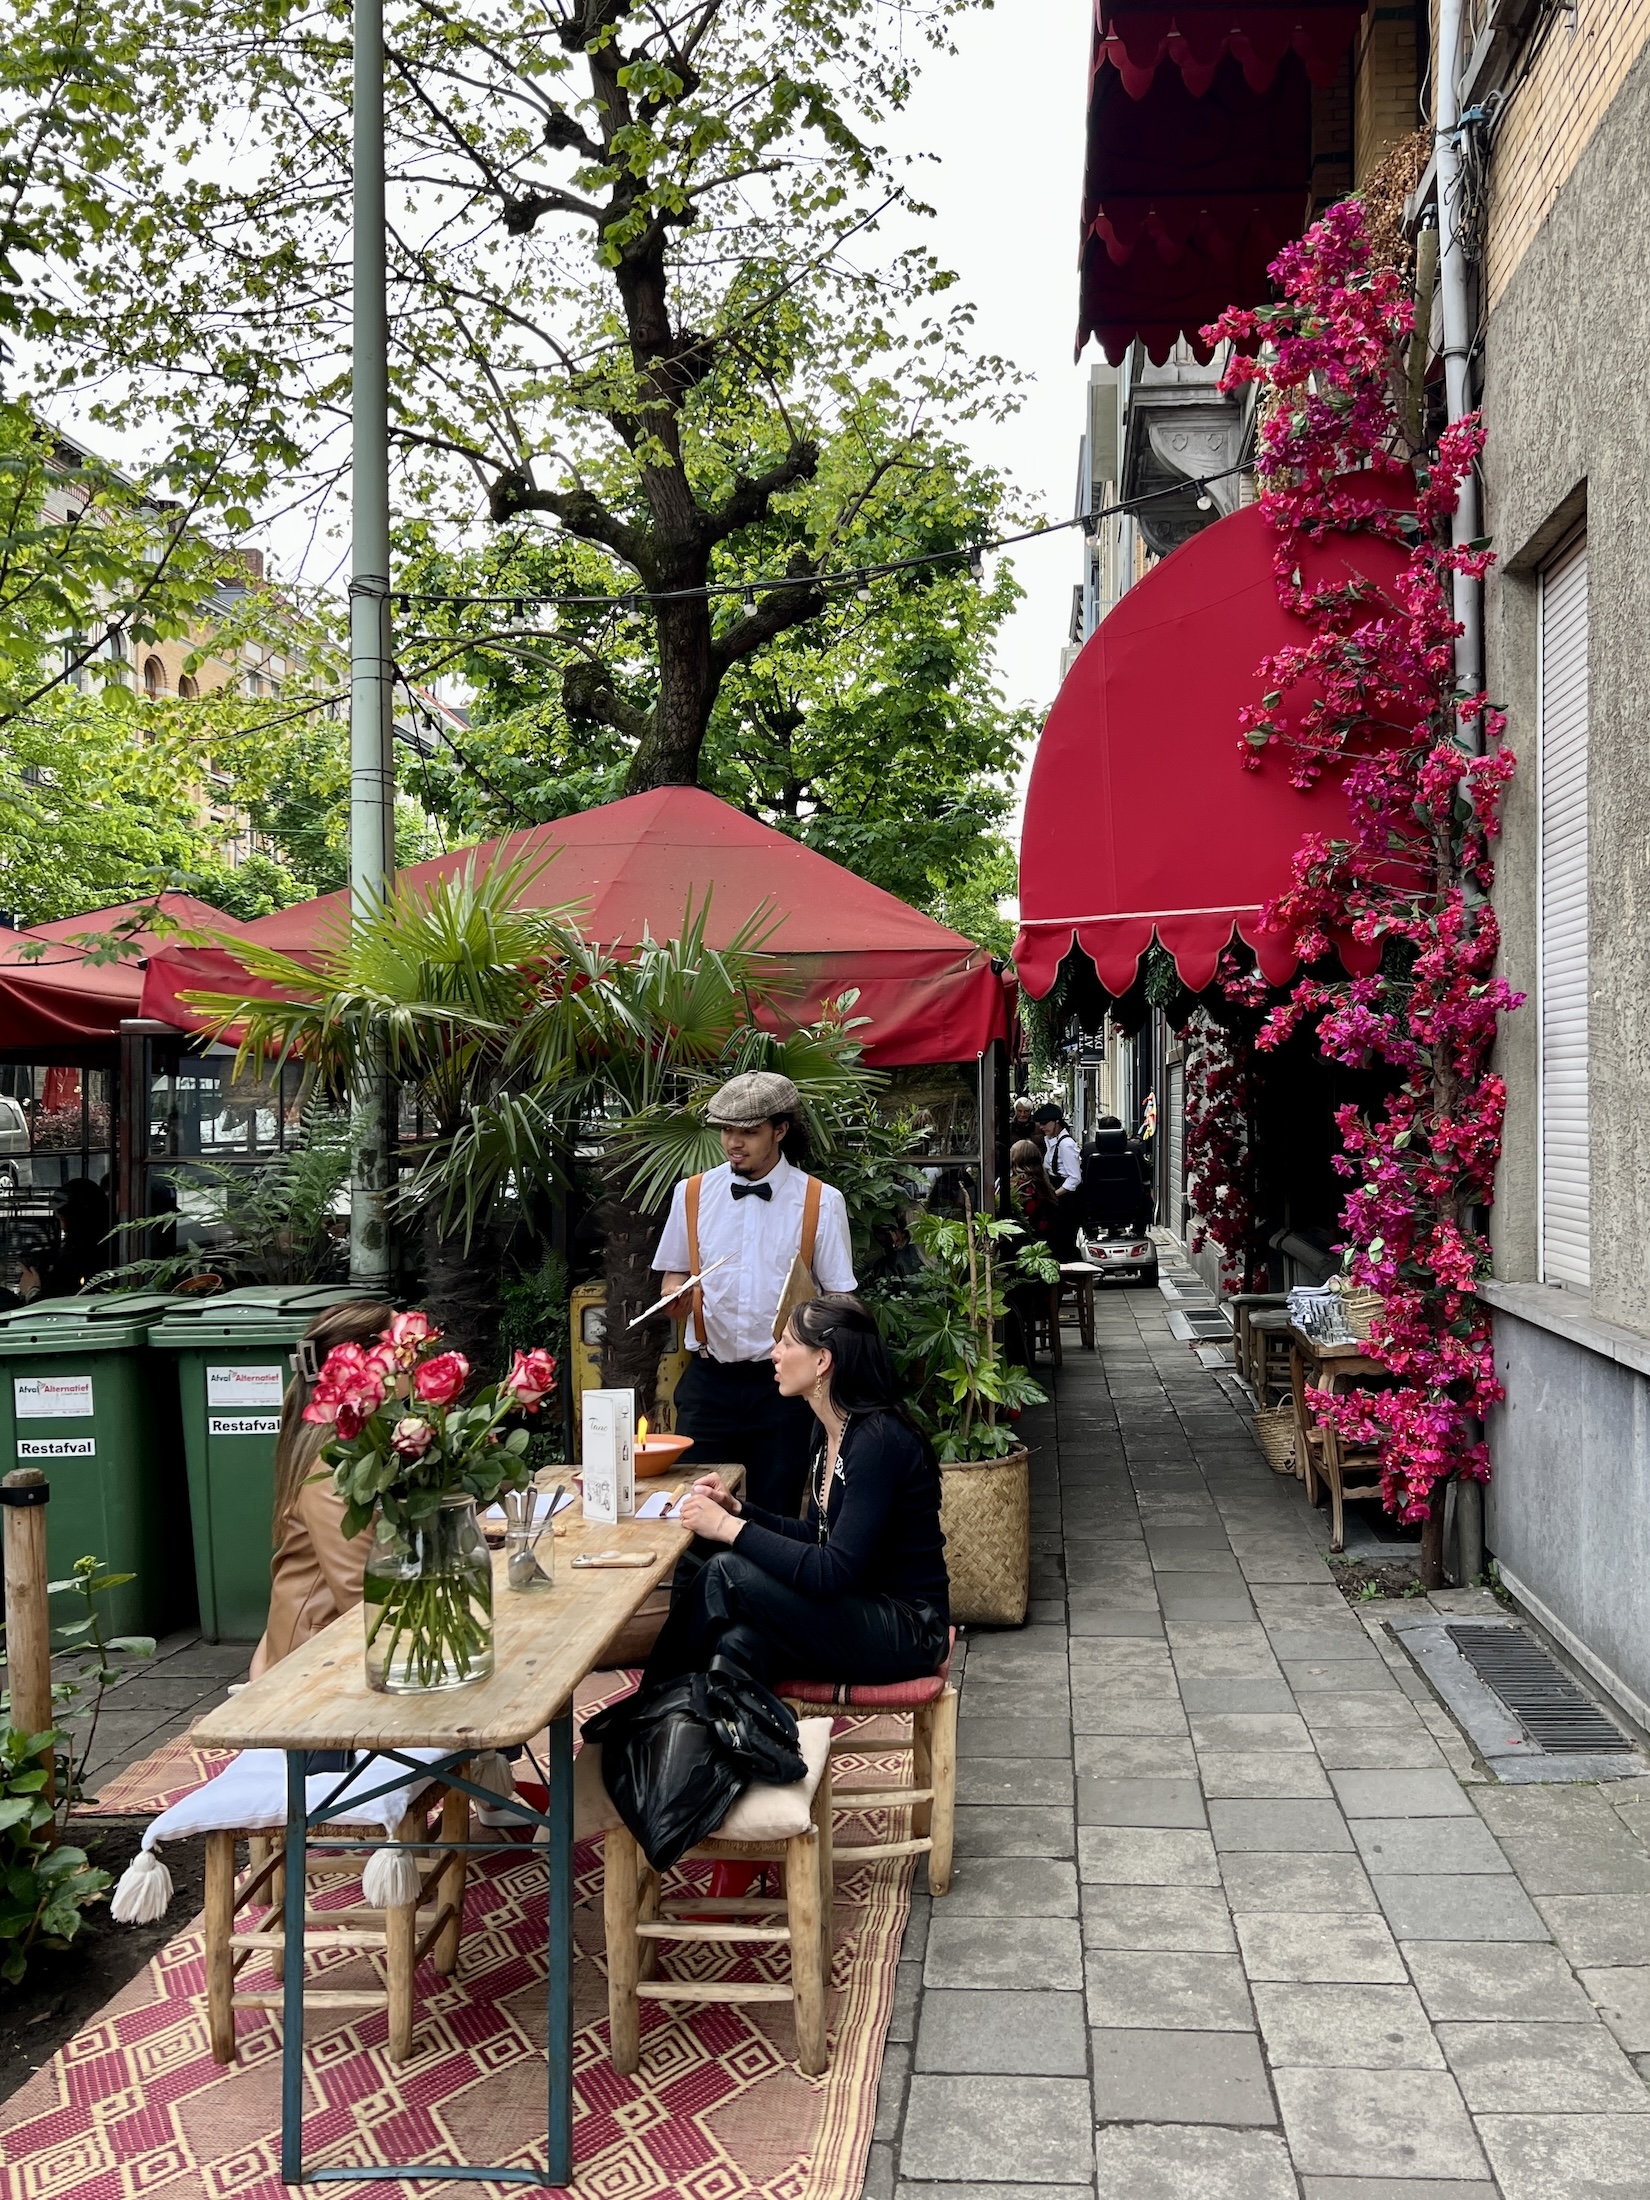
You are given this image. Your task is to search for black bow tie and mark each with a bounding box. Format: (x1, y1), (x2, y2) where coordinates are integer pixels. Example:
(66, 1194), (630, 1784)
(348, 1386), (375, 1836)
(731, 1179), (773, 1201)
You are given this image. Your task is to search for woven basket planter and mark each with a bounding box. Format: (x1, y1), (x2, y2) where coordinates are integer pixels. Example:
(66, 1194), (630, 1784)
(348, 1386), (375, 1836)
(1254, 1404), (1298, 1476)
(939, 1445), (1030, 1627)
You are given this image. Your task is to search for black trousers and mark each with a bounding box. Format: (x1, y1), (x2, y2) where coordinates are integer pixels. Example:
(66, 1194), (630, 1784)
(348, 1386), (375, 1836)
(643, 1545), (949, 1693)
(1050, 1190), (1081, 1260)
(672, 1355), (815, 1516)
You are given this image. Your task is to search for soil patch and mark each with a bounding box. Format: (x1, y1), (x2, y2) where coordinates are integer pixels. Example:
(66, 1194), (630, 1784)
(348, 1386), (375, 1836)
(0, 1819), (206, 2105)
(1332, 1559), (1423, 1605)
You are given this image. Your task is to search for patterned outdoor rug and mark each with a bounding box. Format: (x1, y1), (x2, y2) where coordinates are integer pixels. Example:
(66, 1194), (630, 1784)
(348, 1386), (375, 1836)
(5, 1767), (912, 2199)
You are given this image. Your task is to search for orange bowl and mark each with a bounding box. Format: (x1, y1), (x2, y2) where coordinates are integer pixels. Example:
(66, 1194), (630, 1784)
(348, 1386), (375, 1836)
(634, 1431), (694, 1478)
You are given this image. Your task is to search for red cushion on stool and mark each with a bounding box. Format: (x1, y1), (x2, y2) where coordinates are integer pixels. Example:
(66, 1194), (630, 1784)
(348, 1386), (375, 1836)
(777, 1630), (955, 1709)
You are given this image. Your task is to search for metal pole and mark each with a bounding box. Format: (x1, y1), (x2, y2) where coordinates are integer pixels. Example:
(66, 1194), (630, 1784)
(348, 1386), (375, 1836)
(1434, 0), (1482, 705)
(349, 0), (396, 1290)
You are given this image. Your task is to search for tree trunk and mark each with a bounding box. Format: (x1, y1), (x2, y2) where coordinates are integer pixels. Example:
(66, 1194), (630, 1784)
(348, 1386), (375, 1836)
(625, 593), (714, 791)
(1420, 1495), (1447, 1591)
(598, 1180), (670, 1410)
(420, 1211), (502, 1374)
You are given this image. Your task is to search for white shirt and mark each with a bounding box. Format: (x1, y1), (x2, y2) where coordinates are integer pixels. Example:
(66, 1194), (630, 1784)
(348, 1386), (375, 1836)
(652, 1156), (857, 1362)
(1045, 1129), (1082, 1194)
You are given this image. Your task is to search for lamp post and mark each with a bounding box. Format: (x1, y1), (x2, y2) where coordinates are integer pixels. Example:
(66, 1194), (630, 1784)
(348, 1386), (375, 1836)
(348, 0), (395, 1290)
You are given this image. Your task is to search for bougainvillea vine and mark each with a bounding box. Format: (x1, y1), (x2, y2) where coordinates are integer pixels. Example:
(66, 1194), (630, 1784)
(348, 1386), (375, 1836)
(1182, 1006), (1258, 1286)
(1204, 200), (1522, 1525)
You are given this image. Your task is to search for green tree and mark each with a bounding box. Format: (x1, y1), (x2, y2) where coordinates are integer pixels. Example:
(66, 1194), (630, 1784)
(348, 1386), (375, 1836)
(393, 433), (1030, 935)
(28, 0), (1018, 801)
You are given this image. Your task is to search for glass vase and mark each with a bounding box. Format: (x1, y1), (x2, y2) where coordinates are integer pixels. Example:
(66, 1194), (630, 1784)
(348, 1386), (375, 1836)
(363, 1497), (494, 1694)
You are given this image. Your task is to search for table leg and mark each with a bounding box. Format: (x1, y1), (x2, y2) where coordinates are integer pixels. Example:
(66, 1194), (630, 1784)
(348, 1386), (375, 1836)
(280, 1749), (307, 2184)
(545, 1712), (575, 2188)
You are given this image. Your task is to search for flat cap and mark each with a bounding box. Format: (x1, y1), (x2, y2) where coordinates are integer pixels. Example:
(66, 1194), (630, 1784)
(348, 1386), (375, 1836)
(705, 1070), (803, 1127)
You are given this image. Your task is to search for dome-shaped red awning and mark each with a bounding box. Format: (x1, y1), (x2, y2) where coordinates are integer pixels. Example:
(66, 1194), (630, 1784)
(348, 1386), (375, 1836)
(1013, 492), (1414, 1002)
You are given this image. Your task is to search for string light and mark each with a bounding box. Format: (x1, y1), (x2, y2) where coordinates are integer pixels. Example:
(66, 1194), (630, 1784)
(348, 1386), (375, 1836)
(389, 466), (1246, 617)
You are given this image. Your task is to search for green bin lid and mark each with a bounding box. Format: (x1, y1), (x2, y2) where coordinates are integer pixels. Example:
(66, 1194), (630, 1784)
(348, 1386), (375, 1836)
(0, 1292), (181, 1354)
(149, 1284), (389, 1350)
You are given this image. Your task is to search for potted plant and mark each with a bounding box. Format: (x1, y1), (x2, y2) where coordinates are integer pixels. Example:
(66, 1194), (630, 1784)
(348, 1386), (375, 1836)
(306, 1309), (558, 1692)
(869, 1204), (1056, 1626)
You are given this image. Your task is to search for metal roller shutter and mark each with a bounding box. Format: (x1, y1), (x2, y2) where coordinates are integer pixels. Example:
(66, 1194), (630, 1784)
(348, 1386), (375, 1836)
(1538, 531), (1590, 1291)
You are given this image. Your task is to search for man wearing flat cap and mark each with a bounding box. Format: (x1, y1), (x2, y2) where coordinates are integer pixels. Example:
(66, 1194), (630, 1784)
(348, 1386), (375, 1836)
(652, 1070), (856, 1514)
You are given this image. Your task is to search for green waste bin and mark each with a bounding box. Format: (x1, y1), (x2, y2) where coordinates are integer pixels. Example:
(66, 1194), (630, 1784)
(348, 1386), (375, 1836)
(0, 1293), (191, 1639)
(151, 1286), (385, 1643)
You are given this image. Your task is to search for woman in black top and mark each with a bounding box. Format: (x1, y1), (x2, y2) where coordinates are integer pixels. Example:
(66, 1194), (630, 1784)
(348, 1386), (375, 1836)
(643, 1293), (950, 1690)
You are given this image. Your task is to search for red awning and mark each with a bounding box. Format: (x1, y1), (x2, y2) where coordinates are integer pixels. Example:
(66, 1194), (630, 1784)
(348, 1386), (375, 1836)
(1078, 4), (1368, 363)
(0, 897), (254, 1051)
(0, 955), (146, 1048)
(143, 786), (1011, 1068)
(1013, 492), (1414, 1002)
(1094, 3), (1366, 99)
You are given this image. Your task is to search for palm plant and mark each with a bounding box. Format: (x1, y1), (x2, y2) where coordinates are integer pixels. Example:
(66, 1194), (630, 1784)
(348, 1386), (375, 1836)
(185, 856), (607, 1351)
(187, 862), (887, 1391)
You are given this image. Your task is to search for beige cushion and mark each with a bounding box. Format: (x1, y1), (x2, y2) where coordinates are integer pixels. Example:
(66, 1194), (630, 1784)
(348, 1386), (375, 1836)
(575, 1717), (831, 1848)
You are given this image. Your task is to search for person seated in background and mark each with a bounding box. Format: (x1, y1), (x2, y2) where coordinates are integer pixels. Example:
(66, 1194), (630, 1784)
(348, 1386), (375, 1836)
(248, 1298), (391, 1679)
(1008, 1137), (1059, 1243)
(644, 1293), (949, 1692)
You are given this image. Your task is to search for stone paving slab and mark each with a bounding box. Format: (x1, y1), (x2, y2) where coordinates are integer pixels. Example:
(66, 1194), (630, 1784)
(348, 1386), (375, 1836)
(877, 1287), (1650, 2199)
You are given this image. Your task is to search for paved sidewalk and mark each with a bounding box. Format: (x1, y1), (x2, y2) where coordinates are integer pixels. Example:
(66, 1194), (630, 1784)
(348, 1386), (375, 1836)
(75, 1631), (250, 1792)
(870, 1281), (1650, 2199)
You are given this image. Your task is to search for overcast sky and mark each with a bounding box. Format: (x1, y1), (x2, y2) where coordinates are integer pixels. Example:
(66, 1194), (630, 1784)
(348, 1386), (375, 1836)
(884, 0), (1095, 731)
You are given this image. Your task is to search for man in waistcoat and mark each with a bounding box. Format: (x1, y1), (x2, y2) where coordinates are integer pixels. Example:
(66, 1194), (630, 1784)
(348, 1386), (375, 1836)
(652, 1071), (856, 1515)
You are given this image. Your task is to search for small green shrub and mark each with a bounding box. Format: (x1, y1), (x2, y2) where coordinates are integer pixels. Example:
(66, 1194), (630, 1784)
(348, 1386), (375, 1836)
(0, 1555), (155, 1985)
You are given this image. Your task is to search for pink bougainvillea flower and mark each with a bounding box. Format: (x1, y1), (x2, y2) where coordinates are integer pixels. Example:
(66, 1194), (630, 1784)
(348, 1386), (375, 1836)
(501, 1348), (558, 1411)
(413, 1351), (471, 1406)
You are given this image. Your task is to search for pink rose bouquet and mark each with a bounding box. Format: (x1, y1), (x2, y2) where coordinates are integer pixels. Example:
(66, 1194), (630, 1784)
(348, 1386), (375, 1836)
(303, 1311), (558, 1540)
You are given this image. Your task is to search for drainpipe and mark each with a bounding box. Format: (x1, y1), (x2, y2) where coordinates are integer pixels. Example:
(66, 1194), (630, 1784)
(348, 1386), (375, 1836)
(1435, 0), (1482, 709)
(1434, 0), (1487, 1586)
(348, 0), (396, 1292)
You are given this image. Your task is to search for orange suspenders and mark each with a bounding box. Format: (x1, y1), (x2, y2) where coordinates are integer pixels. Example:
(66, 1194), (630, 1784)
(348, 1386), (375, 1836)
(683, 1172), (821, 1357)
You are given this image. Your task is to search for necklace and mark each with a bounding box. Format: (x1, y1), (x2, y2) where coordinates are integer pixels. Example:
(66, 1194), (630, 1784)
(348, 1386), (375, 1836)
(814, 1418), (847, 1544)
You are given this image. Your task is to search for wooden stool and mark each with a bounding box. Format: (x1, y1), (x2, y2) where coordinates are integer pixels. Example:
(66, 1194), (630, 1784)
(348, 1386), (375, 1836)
(1056, 1262), (1099, 1352)
(1248, 1307), (1295, 1405)
(1229, 1293), (1288, 1393)
(582, 1720), (834, 2076)
(207, 1788), (469, 2064)
(778, 1645), (957, 1897)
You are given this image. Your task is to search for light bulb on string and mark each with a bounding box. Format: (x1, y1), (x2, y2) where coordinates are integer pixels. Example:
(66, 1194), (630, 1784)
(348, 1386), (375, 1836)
(968, 545), (986, 582)
(855, 571), (872, 601)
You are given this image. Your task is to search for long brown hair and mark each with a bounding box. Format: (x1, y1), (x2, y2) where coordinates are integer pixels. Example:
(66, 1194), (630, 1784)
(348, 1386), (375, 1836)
(271, 1298), (390, 1541)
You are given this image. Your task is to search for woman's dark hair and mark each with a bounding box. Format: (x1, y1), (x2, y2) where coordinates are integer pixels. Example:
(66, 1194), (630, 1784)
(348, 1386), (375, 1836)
(787, 1292), (934, 1461)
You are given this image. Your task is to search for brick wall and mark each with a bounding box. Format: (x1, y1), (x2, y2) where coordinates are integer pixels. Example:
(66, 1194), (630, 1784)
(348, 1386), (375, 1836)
(1353, 3), (1421, 183)
(1487, 0), (1650, 307)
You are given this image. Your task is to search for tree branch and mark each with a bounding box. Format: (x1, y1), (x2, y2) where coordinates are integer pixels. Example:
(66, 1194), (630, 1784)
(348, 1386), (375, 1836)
(709, 557), (827, 682)
(487, 472), (653, 575)
(704, 438), (820, 545)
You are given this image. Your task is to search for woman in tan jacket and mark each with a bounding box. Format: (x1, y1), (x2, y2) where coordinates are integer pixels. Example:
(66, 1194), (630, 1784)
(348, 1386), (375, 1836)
(249, 1299), (390, 1679)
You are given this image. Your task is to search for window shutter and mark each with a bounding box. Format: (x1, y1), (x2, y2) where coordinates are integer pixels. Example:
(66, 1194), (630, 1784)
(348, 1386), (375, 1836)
(1538, 531), (1590, 1290)
(1165, 1058), (1184, 1237)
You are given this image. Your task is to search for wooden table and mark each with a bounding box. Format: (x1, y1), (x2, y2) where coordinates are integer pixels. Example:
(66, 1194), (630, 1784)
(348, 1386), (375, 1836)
(1288, 1331), (1387, 1551)
(194, 1496), (695, 2189)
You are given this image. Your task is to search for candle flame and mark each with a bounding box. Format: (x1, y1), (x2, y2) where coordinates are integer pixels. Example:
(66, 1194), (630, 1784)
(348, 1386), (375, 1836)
(636, 1416), (648, 1443)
